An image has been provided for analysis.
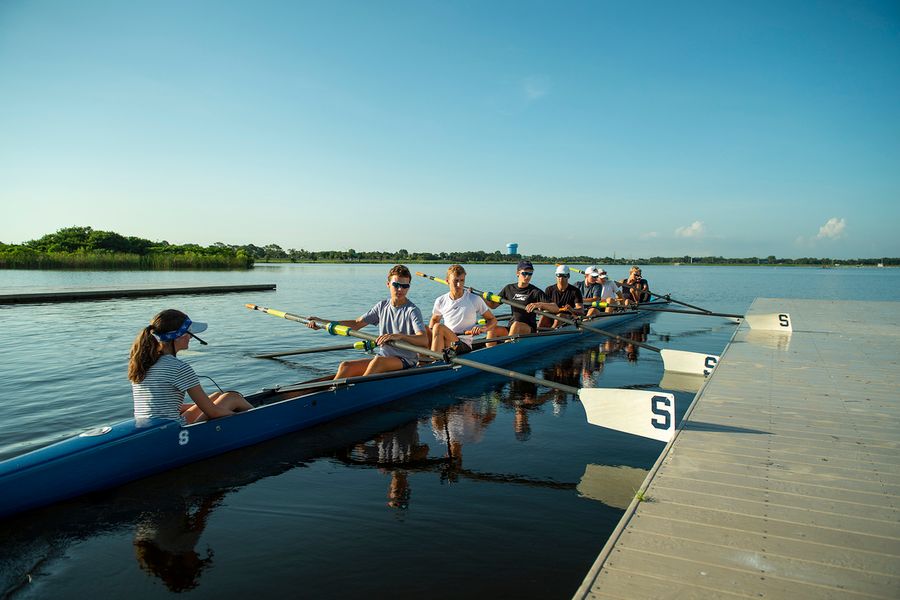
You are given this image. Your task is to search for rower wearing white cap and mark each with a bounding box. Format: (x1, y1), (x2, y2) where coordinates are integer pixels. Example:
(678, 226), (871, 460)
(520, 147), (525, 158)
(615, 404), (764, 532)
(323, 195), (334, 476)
(538, 265), (584, 328)
(596, 269), (624, 313)
(575, 265), (606, 317)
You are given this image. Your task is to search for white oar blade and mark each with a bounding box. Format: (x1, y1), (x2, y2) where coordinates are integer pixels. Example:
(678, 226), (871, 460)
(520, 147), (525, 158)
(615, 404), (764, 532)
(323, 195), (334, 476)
(578, 388), (675, 442)
(745, 312), (792, 332)
(660, 348), (720, 376)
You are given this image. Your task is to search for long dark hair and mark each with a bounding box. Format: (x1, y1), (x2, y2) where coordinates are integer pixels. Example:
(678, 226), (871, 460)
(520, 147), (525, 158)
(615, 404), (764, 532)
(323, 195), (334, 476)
(128, 309), (188, 383)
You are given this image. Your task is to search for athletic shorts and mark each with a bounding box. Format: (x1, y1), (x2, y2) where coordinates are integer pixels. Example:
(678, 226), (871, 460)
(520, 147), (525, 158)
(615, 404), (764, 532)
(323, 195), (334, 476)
(451, 340), (473, 355)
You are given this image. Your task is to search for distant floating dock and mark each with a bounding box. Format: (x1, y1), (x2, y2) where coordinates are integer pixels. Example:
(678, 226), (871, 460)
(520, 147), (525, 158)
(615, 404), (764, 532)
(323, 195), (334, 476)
(575, 298), (900, 599)
(0, 284), (276, 304)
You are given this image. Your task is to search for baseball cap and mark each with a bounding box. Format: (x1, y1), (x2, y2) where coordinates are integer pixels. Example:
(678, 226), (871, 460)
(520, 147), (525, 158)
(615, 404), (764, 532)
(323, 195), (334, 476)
(555, 264), (570, 276)
(586, 265), (600, 277)
(597, 269), (609, 279)
(516, 260), (534, 272)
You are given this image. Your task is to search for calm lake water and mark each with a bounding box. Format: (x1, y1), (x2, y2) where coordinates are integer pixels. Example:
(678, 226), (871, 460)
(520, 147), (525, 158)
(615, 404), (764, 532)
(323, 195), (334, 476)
(1, 264), (898, 599)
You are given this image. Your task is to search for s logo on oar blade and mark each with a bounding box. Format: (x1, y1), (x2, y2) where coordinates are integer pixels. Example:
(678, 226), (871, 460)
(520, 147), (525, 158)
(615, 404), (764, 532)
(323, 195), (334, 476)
(651, 395), (672, 430)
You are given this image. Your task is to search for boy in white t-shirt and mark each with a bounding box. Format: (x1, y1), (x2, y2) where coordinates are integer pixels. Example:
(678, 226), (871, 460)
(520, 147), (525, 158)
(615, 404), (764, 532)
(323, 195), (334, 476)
(429, 264), (498, 355)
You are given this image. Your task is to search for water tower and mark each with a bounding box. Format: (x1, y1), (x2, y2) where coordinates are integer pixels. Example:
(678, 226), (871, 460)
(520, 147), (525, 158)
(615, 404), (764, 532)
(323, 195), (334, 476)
(506, 243), (518, 255)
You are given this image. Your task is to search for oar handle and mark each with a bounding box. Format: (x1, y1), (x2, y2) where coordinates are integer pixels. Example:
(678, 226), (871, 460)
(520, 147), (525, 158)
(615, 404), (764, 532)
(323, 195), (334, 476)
(246, 303), (581, 396)
(585, 301), (629, 309)
(415, 271), (450, 286)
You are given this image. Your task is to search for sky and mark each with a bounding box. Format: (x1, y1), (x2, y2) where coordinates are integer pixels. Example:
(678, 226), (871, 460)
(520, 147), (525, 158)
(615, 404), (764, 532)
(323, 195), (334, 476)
(1, 1), (898, 259)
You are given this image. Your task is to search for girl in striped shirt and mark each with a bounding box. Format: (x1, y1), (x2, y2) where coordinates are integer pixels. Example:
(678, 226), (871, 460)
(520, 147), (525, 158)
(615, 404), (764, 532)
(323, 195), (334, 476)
(129, 309), (252, 424)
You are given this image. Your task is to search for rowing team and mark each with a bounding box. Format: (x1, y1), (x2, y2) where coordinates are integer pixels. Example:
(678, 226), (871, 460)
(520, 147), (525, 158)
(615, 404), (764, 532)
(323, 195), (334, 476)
(126, 262), (650, 426)
(306, 261), (650, 378)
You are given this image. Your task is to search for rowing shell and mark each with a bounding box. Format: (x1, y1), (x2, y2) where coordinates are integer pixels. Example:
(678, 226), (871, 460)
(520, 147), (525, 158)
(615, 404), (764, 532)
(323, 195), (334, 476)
(0, 310), (651, 520)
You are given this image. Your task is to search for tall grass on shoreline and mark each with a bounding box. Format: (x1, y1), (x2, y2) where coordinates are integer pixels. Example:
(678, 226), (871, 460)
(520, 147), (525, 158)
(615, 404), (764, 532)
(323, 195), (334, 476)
(0, 249), (253, 270)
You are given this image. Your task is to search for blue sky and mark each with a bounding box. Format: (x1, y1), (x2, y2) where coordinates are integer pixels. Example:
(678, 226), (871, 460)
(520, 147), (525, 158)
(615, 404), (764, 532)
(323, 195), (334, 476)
(1, 1), (898, 259)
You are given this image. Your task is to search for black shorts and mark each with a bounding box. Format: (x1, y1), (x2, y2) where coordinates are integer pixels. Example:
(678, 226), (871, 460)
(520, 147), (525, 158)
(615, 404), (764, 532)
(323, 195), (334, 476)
(398, 356), (417, 369)
(451, 339), (473, 355)
(509, 316), (537, 330)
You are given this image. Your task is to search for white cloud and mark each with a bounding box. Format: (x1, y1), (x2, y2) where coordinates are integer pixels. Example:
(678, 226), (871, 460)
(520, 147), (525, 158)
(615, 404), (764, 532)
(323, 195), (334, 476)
(675, 221), (706, 238)
(522, 76), (549, 100)
(816, 217), (847, 240)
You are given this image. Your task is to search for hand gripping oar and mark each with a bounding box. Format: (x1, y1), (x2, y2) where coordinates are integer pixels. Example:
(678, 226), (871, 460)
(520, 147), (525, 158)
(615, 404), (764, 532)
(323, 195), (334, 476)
(245, 303), (675, 442)
(416, 272), (720, 377)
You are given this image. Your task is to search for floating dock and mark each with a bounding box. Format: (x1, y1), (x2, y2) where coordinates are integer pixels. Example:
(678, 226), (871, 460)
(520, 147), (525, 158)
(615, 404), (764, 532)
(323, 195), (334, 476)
(575, 298), (900, 599)
(0, 284), (276, 304)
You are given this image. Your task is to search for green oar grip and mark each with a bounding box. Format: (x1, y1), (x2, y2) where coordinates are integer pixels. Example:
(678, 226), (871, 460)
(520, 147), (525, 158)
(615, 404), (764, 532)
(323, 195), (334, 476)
(353, 340), (375, 351)
(587, 301), (609, 308)
(482, 291), (502, 303)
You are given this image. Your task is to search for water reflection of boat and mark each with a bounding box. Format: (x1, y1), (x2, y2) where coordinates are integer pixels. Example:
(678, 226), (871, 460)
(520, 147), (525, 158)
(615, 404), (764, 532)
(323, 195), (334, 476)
(0, 310), (650, 519)
(337, 407), (651, 512)
(132, 492), (223, 592)
(0, 389), (501, 594)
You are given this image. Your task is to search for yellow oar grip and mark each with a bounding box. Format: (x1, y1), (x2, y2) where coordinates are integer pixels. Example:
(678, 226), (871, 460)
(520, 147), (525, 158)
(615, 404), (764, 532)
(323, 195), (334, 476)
(326, 322), (352, 337)
(435, 277), (449, 285)
(482, 292), (501, 303)
(245, 303), (288, 318)
(587, 301), (609, 308)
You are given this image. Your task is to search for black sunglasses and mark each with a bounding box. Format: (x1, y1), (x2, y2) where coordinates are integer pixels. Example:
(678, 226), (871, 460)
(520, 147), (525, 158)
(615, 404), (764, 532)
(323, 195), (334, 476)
(519, 271), (534, 277)
(390, 282), (411, 289)
(556, 274), (569, 278)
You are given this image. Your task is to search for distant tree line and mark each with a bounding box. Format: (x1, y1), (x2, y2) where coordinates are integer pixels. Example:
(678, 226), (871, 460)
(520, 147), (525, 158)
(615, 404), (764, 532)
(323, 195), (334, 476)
(251, 245), (898, 267)
(0, 226), (253, 270)
(1, 227), (896, 270)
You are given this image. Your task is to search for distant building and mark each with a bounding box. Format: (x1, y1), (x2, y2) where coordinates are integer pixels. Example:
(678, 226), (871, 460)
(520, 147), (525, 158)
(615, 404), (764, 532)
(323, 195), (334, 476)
(506, 243), (518, 255)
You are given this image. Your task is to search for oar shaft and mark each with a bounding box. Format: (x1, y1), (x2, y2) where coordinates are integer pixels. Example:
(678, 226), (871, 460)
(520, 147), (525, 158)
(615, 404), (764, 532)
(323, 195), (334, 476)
(254, 341), (372, 359)
(634, 306), (744, 319)
(245, 304), (580, 396)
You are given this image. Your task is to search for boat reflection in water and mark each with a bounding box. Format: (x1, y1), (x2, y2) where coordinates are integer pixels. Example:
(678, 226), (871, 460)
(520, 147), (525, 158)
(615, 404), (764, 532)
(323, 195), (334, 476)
(335, 324), (658, 512)
(132, 492), (225, 592)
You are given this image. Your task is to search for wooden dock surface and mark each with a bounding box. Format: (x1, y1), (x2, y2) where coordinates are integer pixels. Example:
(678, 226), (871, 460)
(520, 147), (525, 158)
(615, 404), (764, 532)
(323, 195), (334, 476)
(575, 298), (900, 599)
(0, 283), (276, 304)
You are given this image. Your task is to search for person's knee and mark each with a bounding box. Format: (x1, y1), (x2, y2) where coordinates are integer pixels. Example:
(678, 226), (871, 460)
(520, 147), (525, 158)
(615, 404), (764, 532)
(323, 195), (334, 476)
(365, 357), (396, 375)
